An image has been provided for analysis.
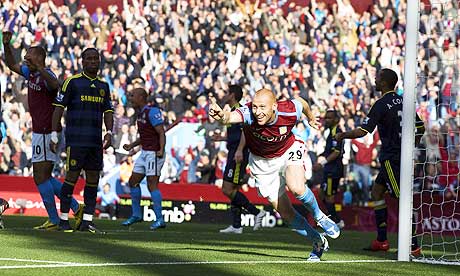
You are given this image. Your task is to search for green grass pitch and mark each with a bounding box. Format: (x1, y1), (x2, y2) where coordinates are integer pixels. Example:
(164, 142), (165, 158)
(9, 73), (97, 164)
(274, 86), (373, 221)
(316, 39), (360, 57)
(0, 216), (457, 275)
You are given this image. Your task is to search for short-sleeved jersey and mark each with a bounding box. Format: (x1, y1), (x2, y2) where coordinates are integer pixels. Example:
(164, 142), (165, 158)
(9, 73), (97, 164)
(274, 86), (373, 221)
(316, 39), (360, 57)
(137, 105), (164, 151)
(21, 65), (58, 134)
(226, 103), (244, 150)
(359, 91), (423, 161)
(323, 125), (343, 178)
(53, 72), (113, 148)
(236, 99), (303, 158)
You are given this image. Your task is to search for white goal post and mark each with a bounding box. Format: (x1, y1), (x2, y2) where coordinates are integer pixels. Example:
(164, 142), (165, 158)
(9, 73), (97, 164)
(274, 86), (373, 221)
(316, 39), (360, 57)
(398, 0), (420, 262)
(400, 0), (460, 265)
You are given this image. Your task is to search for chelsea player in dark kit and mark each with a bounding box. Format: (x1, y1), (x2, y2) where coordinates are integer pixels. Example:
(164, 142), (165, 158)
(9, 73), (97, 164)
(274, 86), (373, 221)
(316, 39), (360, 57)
(313, 109), (345, 228)
(336, 68), (425, 254)
(51, 48), (114, 233)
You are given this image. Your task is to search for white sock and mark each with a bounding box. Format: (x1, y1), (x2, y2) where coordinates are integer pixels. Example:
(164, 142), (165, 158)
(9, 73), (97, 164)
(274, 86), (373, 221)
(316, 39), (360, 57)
(83, 214), (93, 221)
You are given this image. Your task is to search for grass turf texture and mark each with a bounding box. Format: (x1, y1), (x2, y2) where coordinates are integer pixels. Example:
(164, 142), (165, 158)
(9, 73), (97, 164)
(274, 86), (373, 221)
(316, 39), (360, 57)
(0, 216), (457, 275)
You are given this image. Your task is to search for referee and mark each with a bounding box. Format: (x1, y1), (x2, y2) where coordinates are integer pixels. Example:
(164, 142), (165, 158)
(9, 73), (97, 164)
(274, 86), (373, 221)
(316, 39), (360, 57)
(51, 48), (114, 233)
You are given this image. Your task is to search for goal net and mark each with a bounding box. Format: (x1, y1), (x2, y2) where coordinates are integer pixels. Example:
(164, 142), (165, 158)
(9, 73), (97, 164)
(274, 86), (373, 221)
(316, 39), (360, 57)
(409, 0), (460, 265)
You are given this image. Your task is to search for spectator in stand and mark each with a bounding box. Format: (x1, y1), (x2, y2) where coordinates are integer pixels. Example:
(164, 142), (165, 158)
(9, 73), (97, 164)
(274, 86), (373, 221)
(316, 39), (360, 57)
(351, 131), (379, 205)
(9, 141), (28, 176)
(437, 124), (459, 199)
(114, 124), (133, 162)
(0, 140), (11, 174)
(96, 183), (120, 220)
(0, 0), (456, 202)
(174, 147), (199, 184)
(113, 104), (130, 136)
(103, 147), (116, 176)
(118, 156), (133, 195)
(196, 150), (215, 184)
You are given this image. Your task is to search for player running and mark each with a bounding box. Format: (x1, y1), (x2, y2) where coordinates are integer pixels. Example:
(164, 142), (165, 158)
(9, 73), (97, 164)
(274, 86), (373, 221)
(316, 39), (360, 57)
(219, 85), (266, 234)
(209, 88), (340, 261)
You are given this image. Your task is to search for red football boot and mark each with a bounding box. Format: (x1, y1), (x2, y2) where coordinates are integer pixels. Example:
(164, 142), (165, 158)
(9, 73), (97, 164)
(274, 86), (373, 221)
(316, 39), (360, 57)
(370, 239), (390, 251)
(411, 246), (422, 257)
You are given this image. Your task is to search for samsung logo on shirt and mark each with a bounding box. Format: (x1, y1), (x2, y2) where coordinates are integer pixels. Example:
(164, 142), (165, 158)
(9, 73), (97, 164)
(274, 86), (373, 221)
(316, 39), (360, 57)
(80, 95), (104, 103)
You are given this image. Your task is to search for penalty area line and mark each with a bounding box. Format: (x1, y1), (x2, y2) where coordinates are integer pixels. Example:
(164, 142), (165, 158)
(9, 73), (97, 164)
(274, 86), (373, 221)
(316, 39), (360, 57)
(0, 259), (397, 269)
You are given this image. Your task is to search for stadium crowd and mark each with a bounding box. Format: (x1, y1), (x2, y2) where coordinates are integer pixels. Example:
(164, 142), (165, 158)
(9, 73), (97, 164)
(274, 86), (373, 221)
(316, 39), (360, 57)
(0, 0), (459, 202)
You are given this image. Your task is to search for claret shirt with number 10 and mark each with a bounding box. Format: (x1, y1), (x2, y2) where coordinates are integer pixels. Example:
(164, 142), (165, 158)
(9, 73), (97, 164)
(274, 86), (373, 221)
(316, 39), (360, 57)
(20, 65), (58, 134)
(236, 100), (303, 158)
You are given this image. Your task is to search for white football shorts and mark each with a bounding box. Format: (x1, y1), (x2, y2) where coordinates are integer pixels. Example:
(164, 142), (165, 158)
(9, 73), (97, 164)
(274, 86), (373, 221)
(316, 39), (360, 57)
(248, 139), (306, 202)
(133, 150), (165, 176)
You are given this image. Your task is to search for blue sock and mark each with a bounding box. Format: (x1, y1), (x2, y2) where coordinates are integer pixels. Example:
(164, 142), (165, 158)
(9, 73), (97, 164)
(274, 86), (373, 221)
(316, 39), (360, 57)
(150, 189), (163, 222)
(37, 179), (59, 224)
(130, 186), (142, 218)
(296, 186), (323, 221)
(290, 211), (321, 242)
(49, 178), (79, 213)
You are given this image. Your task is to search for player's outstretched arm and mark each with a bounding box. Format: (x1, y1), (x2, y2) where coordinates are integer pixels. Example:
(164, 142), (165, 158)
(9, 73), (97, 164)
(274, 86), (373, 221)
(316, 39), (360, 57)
(2, 31), (21, 75)
(294, 96), (320, 129)
(208, 97), (243, 124)
(335, 128), (367, 142)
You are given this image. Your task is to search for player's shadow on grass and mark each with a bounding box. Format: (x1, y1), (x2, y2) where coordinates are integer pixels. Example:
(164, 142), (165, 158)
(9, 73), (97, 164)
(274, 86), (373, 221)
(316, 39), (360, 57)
(164, 247), (306, 260)
(6, 217), (460, 276)
(2, 220), (244, 276)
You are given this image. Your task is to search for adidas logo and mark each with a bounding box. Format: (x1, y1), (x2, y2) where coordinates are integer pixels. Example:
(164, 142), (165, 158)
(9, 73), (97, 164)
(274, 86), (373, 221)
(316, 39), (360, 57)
(90, 84), (96, 88)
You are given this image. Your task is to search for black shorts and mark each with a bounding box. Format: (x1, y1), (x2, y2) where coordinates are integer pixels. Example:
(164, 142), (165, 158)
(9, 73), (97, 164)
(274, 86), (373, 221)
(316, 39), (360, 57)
(375, 160), (400, 198)
(375, 159), (400, 198)
(66, 146), (103, 171)
(322, 175), (340, 196)
(223, 147), (249, 185)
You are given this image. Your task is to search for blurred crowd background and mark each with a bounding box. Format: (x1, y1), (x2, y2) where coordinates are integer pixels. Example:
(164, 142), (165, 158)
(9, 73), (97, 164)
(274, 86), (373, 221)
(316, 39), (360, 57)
(0, 0), (459, 203)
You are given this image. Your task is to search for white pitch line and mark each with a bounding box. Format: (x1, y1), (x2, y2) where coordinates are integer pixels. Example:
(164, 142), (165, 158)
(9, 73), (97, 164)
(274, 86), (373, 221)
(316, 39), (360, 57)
(0, 259), (396, 269)
(5, 227), (178, 234)
(0, 258), (75, 264)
